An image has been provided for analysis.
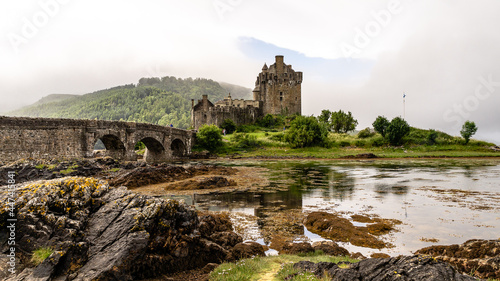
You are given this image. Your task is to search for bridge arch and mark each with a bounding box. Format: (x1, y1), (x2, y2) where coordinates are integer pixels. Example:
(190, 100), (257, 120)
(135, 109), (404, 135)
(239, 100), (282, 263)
(171, 138), (187, 157)
(94, 134), (126, 159)
(137, 136), (167, 162)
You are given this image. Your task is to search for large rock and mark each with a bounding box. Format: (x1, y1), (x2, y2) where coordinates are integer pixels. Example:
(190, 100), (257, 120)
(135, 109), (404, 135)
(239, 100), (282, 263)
(227, 241), (266, 261)
(304, 212), (391, 249)
(293, 255), (479, 281)
(312, 241), (350, 256)
(279, 242), (315, 255)
(416, 239), (500, 279)
(0, 177), (243, 280)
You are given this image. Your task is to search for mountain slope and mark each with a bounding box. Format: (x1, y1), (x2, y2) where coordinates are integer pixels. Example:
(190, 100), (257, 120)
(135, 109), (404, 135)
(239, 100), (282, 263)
(218, 82), (252, 100)
(7, 76), (241, 129)
(32, 94), (80, 106)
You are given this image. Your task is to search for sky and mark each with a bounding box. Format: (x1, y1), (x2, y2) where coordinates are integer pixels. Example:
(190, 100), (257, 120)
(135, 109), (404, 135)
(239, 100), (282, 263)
(1, 0), (499, 144)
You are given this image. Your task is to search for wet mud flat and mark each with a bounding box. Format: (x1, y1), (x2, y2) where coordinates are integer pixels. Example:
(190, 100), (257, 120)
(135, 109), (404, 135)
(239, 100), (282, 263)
(190, 159), (500, 257)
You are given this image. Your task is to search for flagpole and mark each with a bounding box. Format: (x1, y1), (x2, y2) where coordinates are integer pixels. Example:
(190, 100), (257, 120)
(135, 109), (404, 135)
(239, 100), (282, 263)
(403, 92), (406, 120)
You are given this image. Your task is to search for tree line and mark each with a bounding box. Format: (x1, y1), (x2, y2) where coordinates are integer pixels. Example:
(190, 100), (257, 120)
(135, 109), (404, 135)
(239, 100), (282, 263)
(8, 76), (232, 129)
(196, 109), (479, 151)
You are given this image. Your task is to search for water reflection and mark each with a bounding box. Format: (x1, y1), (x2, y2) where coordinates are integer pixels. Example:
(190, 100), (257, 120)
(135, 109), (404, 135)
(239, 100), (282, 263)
(166, 159), (500, 256)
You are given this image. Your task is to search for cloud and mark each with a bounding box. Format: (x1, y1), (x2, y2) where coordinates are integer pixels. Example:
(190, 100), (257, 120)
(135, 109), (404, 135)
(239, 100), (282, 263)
(0, 0), (498, 143)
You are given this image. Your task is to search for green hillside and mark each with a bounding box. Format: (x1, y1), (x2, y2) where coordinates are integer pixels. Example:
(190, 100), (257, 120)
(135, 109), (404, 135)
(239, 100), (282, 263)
(31, 94), (79, 106)
(8, 77), (249, 129)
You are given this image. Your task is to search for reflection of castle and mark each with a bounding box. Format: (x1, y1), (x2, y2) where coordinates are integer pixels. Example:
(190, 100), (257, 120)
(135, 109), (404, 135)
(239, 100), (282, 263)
(191, 55), (303, 130)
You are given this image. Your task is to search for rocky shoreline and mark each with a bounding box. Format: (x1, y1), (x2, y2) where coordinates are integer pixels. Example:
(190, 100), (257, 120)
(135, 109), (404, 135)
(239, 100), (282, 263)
(0, 177), (265, 280)
(1, 159), (498, 280)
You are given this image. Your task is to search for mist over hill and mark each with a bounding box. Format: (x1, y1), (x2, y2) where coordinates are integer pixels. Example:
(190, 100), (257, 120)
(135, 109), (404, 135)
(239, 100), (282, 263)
(7, 77), (252, 129)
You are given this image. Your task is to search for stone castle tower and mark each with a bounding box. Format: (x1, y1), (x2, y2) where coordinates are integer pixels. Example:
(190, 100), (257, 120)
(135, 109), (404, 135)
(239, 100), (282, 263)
(191, 55), (302, 130)
(252, 55), (302, 115)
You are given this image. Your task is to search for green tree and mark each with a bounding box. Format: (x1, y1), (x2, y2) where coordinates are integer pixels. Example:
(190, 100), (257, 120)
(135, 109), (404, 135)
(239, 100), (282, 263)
(284, 116), (328, 148)
(330, 110), (358, 133)
(195, 124), (222, 152)
(317, 110), (332, 124)
(220, 119), (236, 134)
(372, 116), (390, 137)
(460, 121), (478, 144)
(386, 117), (410, 146)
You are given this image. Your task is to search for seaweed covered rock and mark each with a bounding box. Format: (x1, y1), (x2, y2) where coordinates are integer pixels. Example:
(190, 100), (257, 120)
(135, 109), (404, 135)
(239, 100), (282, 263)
(293, 255), (478, 281)
(0, 177), (244, 280)
(416, 239), (500, 279)
(312, 241), (350, 257)
(227, 241), (266, 261)
(304, 212), (397, 249)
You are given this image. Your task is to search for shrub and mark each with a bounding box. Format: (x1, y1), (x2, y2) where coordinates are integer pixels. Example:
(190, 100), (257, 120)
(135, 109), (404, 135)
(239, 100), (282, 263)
(357, 127), (375, 139)
(372, 116), (390, 137)
(196, 124), (223, 152)
(236, 124), (258, 133)
(231, 133), (261, 149)
(427, 129), (438, 145)
(220, 119), (236, 134)
(284, 116), (328, 148)
(258, 114), (285, 128)
(354, 140), (366, 147)
(339, 140), (351, 147)
(269, 132), (284, 142)
(370, 136), (387, 147)
(386, 117), (410, 146)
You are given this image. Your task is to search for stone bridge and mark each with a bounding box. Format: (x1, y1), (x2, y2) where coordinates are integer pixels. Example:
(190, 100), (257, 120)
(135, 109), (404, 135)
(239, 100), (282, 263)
(0, 116), (196, 163)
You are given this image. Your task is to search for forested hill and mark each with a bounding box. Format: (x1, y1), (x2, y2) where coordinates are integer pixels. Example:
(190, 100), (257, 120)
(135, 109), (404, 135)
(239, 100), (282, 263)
(7, 77), (252, 129)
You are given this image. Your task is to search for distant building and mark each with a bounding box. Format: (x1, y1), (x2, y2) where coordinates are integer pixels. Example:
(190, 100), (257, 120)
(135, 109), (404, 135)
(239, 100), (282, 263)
(191, 55), (302, 130)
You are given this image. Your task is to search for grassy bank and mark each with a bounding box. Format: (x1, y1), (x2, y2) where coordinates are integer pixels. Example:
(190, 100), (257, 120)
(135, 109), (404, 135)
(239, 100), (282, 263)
(210, 252), (357, 281)
(213, 127), (500, 159)
(208, 252), (498, 281)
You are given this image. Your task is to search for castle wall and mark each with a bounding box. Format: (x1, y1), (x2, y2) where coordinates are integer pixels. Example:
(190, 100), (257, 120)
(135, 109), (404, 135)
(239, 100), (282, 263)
(215, 98), (260, 108)
(192, 105), (262, 130)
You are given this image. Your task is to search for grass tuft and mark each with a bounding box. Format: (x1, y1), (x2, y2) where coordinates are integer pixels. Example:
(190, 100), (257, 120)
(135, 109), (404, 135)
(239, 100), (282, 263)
(31, 247), (53, 266)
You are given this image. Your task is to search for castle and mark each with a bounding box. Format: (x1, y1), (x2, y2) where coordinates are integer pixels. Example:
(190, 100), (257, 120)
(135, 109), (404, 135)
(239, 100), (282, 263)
(191, 55), (302, 130)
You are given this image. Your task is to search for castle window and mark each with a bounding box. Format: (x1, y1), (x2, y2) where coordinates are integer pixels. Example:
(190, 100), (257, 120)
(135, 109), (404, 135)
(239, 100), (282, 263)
(280, 97), (283, 101)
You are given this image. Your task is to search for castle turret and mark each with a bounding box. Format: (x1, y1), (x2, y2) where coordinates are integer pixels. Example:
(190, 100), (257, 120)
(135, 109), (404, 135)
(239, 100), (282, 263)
(275, 55), (284, 74)
(252, 55), (302, 116)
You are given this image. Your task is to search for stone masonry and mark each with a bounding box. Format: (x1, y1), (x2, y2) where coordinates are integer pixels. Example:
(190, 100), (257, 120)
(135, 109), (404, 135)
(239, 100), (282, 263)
(0, 116), (195, 163)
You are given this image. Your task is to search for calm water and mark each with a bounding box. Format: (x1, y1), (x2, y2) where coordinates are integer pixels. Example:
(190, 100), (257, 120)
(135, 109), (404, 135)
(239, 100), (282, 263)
(169, 159), (500, 256)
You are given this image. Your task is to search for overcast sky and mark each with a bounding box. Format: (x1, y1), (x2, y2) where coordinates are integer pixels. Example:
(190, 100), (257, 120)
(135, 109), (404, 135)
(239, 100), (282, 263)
(1, 0), (499, 143)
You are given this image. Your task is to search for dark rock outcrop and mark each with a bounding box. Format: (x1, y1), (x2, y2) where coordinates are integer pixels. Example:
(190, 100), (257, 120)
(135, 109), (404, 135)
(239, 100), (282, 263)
(0, 159), (237, 188)
(416, 239), (500, 279)
(108, 164), (236, 188)
(293, 255), (479, 281)
(0, 176), (258, 280)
